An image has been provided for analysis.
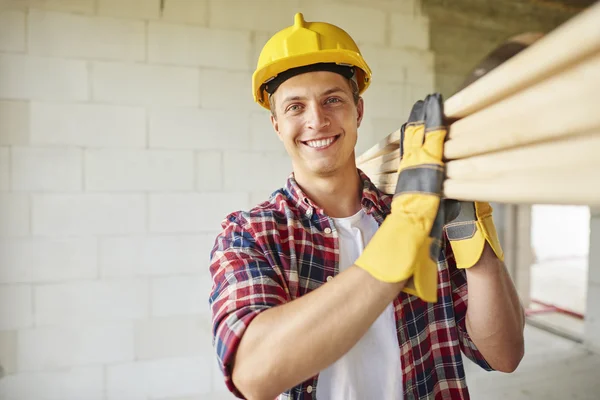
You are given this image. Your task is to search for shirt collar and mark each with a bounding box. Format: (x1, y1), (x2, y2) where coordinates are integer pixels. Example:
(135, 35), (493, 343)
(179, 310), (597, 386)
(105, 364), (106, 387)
(284, 169), (390, 217)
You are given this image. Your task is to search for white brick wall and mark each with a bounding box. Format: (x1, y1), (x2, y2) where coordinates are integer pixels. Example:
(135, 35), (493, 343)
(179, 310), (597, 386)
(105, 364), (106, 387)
(0, 194), (30, 237)
(34, 279), (149, 326)
(30, 102), (147, 148)
(0, 366), (104, 400)
(11, 147), (82, 191)
(0, 10), (26, 52)
(0, 285), (33, 330)
(0, 101), (30, 146)
(161, 0), (208, 25)
(0, 55), (89, 101)
(0, 237), (97, 283)
(92, 62), (200, 106)
(85, 149), (195, 191)
(28, 10), (146, 61)
(0, 147), (9, 190)
(106, 357), (211, 400)
(149, 108), (251, 150)
(0, 1), (434, 398)
(148, 22), (252, 69)
(32, 194), (146, 235)
(18, 323), (134, 371)
(0, 330), (18, 375)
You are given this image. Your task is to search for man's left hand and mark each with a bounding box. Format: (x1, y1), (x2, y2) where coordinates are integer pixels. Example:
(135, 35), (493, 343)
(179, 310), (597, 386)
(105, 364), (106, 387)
(444, 200), (504, 269)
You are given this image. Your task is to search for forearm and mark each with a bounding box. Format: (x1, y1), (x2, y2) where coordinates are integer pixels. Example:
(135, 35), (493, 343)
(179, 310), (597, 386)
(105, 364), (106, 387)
(232, 265), (405, 399)
(464, 243), (525, 372)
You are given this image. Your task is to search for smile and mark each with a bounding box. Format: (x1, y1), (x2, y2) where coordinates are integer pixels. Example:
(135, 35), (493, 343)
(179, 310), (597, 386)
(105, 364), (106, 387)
(302, 135), (340, 149)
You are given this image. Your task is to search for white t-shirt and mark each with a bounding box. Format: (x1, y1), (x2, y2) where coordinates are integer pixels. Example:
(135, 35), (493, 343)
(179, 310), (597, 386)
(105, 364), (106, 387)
(316, 209), (403, 400)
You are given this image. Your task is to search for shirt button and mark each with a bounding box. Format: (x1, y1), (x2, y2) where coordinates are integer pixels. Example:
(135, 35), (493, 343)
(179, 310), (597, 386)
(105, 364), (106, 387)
(327, 276), (333, 282)
(307, 385), (313, 393)
(324, 227), (332, 234)
(306, 208), (313, 216)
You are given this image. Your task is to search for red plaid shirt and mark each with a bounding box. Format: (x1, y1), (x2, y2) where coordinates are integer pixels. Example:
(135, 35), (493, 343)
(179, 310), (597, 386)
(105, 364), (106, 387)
(209, 170), (493, 399)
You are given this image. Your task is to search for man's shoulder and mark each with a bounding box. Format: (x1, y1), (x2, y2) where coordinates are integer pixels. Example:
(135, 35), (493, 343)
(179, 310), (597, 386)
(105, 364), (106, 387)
(219, 188), (299, 231)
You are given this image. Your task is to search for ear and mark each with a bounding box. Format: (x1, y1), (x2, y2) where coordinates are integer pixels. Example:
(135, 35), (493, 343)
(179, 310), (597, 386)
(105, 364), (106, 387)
(356, 97), (364, 128)
(270, 114), (283, 142)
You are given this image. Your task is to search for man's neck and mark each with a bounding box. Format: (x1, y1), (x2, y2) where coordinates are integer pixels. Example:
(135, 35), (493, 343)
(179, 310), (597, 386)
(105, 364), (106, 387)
(294, 164), (363, 218)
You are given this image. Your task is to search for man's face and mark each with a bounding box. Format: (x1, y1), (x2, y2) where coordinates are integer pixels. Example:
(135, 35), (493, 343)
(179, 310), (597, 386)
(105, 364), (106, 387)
(270, 71), (364, 178)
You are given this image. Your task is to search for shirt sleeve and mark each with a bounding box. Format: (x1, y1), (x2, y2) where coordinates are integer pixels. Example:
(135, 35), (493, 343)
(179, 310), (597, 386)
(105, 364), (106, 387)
(208, 213), (291, 398)
(445, 236), (495, 372)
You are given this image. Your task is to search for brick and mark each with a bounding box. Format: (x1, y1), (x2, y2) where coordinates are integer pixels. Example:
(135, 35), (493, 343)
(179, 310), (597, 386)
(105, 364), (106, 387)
(30, 102), (146, 148)
(35, 279), (148, 326)
(151, 275), (210, 318)
(331, 0), (416, 15)
(0, 147), (8, 190)
(301, 2), (386, 45)
(0, 10), (25, 52)
(0, 237), (97, 284)
(223, 151), (290, 191)
(92, 62), (199, 106)
(18, 323), (134, 371)
(85, 149), (194, 191)
(32, 194), (145, 235)
(135, 316), (212, 360)
(208, 0), (301, 32)
(27, 0), (96, 14)
(161, 0), (208, 25)
(149, 193), (250, 233)
(11, 147), (82, 191)
(401, 49), (435, 87)
(196, 151), (222, 190)
(361, 81), (409, 119)
(149, 108), (251, 150)
(148, 22), (251, 70)
(0, 330), (17, 375)
(0, 366), (103, 400)
(391, 14), (430, 50)
(0, 193), (30, 237)
(0, 54), (88, 101)
(29, 10), (145, 61)
(97, 0), (161, 20)
(0, 101), (29, 145)
(0, 285), (32, 330)
(250, 112), (282, 152)
(100, 234), (214, 277)
(107, 357), (211, 399)
(359, 45), (408, 84)
(199, 69), (255, 111)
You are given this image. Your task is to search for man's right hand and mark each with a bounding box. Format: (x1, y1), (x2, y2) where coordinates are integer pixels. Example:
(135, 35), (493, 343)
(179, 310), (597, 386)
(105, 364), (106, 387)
(355, 94), (447, 303)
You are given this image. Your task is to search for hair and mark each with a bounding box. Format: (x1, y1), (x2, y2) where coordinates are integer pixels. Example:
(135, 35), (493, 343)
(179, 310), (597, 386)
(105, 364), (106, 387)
(269, 75), (361, 119)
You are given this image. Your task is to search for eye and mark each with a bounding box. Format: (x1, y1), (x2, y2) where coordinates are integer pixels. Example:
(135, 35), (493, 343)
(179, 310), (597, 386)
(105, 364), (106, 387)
(325, 97), (341, 104)
(286, 104), (303, 113)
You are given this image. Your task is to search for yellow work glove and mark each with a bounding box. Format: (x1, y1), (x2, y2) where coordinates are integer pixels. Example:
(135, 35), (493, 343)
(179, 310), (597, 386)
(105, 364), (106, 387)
(355, 94), (447, 303)
(444, 200), (504, 269)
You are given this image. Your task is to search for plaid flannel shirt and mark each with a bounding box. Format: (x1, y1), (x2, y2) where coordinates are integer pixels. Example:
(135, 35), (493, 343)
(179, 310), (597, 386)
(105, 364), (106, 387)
(209, 170), (493, 399)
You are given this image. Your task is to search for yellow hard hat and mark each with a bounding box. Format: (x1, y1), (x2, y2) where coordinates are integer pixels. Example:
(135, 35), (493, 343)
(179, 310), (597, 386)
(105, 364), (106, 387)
(252, 13), (372, 110)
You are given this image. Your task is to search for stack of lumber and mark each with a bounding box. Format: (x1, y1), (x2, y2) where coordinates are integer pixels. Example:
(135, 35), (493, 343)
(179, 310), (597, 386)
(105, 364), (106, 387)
(357, 2), (600, 206)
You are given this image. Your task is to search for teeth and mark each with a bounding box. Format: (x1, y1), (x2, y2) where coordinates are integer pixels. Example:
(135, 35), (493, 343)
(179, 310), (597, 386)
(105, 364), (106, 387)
(306, 137), (335, 148)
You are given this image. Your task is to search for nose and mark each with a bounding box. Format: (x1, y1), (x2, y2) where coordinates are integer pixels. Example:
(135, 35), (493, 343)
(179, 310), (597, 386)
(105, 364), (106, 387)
(306, 103), (330, 130)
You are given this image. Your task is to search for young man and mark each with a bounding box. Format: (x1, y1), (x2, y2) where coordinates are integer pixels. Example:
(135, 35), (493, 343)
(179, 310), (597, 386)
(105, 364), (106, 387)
(209, 13), (525, 400)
